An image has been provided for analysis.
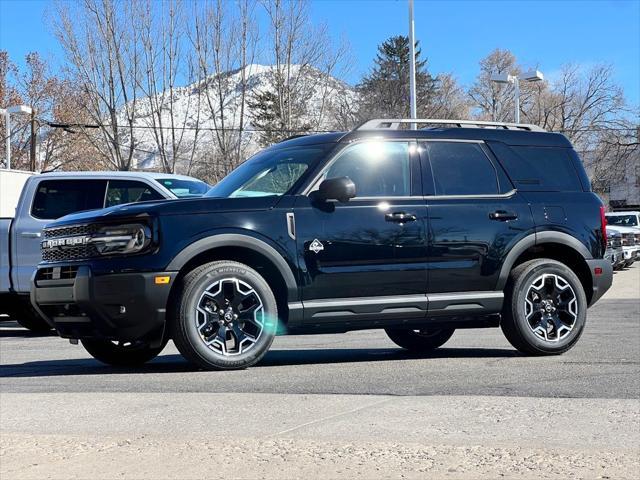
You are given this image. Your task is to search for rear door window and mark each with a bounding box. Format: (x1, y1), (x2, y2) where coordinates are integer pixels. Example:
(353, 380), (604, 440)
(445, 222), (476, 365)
(105, 180), (164, 207)
(31, 180), (107, 220)
(424, 142), (500, 196)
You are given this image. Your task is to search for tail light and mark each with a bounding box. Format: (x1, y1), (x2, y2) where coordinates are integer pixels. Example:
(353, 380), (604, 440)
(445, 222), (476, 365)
(600, 205), (607, 251)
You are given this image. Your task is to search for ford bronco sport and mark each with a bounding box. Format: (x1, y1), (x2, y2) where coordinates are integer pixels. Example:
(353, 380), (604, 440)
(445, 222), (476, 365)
(31, 119), (613, 370)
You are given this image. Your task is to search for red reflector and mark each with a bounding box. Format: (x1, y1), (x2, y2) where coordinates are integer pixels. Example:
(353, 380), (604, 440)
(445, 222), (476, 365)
(594, 267), (603, 275)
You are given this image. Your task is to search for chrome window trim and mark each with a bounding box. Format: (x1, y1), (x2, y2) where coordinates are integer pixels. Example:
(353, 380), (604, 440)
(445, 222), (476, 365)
(425, 189), (517, 200)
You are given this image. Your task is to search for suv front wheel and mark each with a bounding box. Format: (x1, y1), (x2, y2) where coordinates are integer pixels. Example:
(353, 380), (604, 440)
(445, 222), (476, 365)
(172, 261), (278, 370)
(501, 259), (587, 355)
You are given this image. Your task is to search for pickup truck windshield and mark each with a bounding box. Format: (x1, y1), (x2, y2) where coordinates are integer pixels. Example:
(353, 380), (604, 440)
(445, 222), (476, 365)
(156, 178), (209, 198)
(605, 214), (638, 227)
(206, 145), (331, 198)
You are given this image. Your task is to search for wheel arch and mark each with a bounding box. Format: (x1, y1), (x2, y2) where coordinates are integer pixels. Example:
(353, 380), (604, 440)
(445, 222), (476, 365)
(497, 232), (594, 304)
(166, 234), (298, 326)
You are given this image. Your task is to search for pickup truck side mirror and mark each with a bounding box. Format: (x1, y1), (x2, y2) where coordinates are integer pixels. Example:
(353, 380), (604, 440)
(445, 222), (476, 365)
(317, 177), (356, 203)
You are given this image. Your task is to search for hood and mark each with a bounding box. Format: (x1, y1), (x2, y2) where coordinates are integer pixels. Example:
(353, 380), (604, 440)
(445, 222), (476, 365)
(46, 195), (280, 228)
(606, 225), (640, 234)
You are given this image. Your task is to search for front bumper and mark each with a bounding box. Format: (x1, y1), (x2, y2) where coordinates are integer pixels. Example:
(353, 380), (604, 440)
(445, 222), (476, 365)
(31, 265), (175, 344)
(586, 258), (613, 306)
(621, 246), (639, 261)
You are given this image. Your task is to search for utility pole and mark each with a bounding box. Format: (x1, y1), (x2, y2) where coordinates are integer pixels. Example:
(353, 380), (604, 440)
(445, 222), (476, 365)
(30, 109), (37, 172)
(408, 0), (417, 129)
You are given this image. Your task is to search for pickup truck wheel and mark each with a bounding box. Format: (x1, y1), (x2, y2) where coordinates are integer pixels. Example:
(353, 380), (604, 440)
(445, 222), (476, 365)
(501, 259), (587, 356)
(172, 261), (277, 370)
(81, 339), (167, 367)
(16, 303), (52, 333)
(385, 327), (455, 352)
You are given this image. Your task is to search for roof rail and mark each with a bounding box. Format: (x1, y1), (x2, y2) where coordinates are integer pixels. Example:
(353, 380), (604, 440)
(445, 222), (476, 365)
(355, 118), (546, 132)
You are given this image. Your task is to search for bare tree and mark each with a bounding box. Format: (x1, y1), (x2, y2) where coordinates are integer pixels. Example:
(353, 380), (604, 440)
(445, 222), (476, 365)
(189, 0), (258, 182)
(469, 49), (524, 122)
(55, 0), (143, 170)
(256, 0), (348, 141)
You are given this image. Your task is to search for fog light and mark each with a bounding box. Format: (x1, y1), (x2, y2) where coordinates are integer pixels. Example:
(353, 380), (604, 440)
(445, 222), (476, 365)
(119, 305), (127, 314)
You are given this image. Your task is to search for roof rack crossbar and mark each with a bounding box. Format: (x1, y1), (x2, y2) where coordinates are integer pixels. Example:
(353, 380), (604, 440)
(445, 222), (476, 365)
(355, 118), (546, 132)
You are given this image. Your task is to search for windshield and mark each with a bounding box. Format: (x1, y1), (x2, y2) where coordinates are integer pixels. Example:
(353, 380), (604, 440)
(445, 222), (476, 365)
(206, 144), (331, 198)
(156, 178), (209, 198)
(606, 214), (638, 227)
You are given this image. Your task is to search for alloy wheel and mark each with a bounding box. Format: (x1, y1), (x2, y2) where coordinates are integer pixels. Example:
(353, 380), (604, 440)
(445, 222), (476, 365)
(524, 273), (578, 342)
(195, 278), (264, 356)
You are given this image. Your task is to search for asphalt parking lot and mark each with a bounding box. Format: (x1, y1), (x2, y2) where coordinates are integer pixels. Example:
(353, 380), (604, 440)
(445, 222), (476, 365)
(1, 266), (639, 479)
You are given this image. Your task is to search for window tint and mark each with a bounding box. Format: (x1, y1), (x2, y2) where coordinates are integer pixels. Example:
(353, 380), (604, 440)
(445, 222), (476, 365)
(426, 142), (499, 196)
(491, 144), (583, 192)
(322, 141), (411, 197)
(105, 180), (164, 207)
(31, 180), (106, 220)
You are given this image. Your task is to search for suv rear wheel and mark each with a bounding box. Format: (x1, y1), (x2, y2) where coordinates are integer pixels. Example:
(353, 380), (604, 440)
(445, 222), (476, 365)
(501, 259), (587, 355)
(385, 327), (455, 352)
(172, 261), (278, 370)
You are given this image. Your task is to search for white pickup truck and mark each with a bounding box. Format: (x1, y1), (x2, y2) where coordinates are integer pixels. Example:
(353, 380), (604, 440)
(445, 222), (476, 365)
(1, 170), (209, 331)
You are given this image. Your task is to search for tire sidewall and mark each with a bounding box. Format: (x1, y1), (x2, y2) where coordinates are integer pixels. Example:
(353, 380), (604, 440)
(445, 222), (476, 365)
(511, 261), (587, 353)
(178, 263), (277, 369)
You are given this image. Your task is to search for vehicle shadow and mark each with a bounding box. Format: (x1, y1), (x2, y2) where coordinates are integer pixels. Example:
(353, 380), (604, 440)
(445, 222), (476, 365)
(1, 346), (518, 378)
(0, 324), (56, 338)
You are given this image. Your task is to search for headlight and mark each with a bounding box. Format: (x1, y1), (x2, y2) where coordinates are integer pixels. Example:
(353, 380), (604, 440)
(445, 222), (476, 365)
(89, 223), (152, 255)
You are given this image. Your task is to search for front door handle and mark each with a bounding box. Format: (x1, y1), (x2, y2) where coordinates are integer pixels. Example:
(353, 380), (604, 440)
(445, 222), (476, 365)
(385, 212), (417, 224)
(489, 210), (518, 221)
(21, 232), (42, 238)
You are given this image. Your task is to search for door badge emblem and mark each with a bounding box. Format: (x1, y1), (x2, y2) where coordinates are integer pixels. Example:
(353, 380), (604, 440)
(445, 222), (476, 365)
(309, 239), (324, 254)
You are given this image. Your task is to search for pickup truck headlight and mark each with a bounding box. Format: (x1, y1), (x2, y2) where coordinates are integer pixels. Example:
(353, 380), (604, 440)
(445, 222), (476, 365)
(90, 223), (152, 255)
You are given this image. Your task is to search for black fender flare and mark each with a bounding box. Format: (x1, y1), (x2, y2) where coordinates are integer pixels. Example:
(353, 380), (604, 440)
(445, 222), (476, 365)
(496, 231), (592, 290)
(166, 233), (298, 295)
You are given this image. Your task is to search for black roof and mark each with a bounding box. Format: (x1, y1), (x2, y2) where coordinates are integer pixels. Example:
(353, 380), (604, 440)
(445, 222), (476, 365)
(274, 128), (572, 149)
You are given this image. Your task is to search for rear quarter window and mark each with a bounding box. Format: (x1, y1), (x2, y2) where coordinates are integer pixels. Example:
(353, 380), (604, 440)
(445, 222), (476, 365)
(487, 143), (584, 192)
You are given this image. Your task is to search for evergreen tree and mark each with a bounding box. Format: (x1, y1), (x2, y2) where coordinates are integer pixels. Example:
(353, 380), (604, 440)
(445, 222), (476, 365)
(357, 35), (437, 120)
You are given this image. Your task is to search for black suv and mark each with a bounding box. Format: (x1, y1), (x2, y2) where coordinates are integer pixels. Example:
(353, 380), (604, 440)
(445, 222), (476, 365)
(32, 119), (613, 370)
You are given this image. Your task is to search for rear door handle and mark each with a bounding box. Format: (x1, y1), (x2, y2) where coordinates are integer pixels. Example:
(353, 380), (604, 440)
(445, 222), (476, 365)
(489, 210), (518, 221)
(385, 212), (417, 223)
(21, 232), (42, 238)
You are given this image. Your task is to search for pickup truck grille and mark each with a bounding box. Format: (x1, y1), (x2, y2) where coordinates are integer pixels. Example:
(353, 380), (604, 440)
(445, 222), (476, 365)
(608, 237), (622, 249)
(621, 233), (635, 246)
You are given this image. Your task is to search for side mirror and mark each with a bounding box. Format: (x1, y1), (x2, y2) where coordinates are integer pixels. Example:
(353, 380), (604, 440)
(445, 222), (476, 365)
(317, 177), (356, 203)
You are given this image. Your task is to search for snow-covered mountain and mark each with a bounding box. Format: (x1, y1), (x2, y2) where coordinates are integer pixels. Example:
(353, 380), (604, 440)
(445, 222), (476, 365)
(120, 64), (356, 172)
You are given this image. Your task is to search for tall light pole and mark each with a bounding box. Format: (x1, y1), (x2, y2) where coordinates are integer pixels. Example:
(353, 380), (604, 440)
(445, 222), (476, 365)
(408, 0), (417, 129)
(490, 70), (544, 123)
(1, 105), (33, 170)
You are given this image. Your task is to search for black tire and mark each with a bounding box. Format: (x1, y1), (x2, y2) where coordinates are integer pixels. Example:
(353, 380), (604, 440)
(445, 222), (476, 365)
(385, 327), (455, 352)
(16, 303), (52, 333)
(172, 261), (278, 370)
(501, 258), (587, 356)
(82, 339), (167, 367)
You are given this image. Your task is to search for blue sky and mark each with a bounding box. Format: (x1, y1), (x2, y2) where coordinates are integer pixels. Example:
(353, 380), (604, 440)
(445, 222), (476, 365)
(1, 0), (639, 106)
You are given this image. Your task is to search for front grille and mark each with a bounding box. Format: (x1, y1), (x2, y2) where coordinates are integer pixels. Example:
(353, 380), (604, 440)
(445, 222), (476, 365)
(622, 233), (634, 246)
(635, 234), (640, 246)
(44, 224), (97, 239)
(42, 244), (99, 262)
